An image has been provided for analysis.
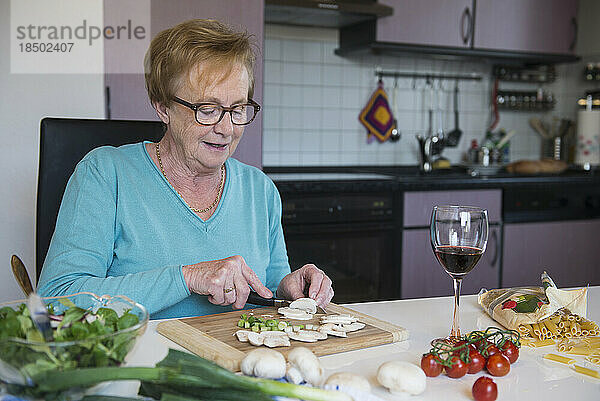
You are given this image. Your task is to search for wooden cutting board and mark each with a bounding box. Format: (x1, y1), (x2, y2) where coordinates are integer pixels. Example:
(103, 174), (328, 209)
(157, 303), (409, 371)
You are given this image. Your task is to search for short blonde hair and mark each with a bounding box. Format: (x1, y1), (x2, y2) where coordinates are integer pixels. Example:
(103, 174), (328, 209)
(144, 19), (256, 106)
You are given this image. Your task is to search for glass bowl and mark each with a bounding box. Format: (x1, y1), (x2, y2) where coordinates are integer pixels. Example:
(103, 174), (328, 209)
(0, 292), (148, 397)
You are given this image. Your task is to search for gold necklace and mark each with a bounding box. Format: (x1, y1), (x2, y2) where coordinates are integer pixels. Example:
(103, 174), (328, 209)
(155, 142), (225, 214)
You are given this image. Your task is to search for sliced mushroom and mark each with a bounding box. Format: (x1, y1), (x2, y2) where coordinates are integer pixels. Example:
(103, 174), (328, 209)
(263, 335), (291, 348)
(342, 322), (365, 332)
(320, 315), (358, 325)
(289, 298), (318, 314)
(320, 329), (347, 338)
(318, 324), (347, 337)
(278, 307), (313, 320)
(247, 331), (264, 346)
(263, 330), (288, 337)
(234, 330), (253, 342)
(288, 331), (319, 342)
(299, 329), (327, 340)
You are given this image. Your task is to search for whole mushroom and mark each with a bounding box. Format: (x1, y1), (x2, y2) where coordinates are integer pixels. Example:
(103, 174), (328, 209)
(324, 372), (371, 393)
(377, 361), (426, 396)
(285, 347), (324, 386)
(240, 348), (286, 379)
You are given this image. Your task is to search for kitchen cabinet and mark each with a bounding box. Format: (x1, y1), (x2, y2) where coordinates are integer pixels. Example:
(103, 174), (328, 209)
(474, 0), (578, 54)
(377, 0), (473, 48)
(338, 0), (579, 63)
(502, 219), (600, 288)
(104, 0), (264, 168)
(401, 189), (502, 299)
(401, 225), (501, 298)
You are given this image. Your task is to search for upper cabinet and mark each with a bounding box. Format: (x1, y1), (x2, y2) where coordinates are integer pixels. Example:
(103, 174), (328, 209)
(104, 0), (264, 168)
(376, 0), (474, 48)
(473, 0), (578, 55)
(338, 0), (579, 64)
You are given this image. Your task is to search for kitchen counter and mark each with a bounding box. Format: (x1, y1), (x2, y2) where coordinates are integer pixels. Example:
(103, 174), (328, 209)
(97, 286), (600, 400)
(265, 165), (600, 192)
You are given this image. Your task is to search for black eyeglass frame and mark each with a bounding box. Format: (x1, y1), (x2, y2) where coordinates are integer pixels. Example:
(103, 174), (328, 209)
(172, 96), (261, 126)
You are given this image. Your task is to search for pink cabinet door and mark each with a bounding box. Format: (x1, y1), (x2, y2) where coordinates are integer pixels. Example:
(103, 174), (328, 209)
(403, 189), (502, 226)
(502, 219), (600, 288)
(104, 0), (264, 168)
(377, 0), (474, 47)
(474, 0), (578, 54)
(401, 225), (501, 299)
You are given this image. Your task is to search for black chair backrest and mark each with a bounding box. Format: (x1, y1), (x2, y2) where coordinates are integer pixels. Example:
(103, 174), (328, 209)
(37, 117), (164, 282)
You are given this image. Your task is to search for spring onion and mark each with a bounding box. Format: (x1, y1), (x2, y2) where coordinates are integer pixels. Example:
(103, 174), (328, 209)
(24, 349), (352, 401)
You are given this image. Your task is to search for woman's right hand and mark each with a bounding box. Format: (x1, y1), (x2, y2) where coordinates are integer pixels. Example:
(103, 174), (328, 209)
(181, 255), (272, 309)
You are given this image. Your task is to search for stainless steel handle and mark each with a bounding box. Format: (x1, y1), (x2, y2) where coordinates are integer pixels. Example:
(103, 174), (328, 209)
(460, 7), (473, 46)
(489, 229), (499, 268)
(569, 17), (577, 52)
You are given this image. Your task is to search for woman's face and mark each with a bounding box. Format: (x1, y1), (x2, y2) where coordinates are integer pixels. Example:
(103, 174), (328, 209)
(165, 63), (250, 173)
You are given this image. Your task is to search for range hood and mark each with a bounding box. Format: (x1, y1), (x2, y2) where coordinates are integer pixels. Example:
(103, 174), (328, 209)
(265, 0), (393, 29)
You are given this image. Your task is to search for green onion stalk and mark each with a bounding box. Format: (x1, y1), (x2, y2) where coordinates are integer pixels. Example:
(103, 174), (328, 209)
(25, 349), (353, 401)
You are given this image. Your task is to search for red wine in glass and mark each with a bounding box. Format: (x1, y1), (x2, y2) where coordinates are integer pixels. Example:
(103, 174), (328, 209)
(431, 206), (488, 338)
(434, 245), (484, 278)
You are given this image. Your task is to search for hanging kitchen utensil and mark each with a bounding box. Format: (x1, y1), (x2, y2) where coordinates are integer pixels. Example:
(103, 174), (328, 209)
(359, 79), (396, 143)
(488, 79), (500, 132)
(390, 77), (401, 142)
(446, 81), (462, 147)
(529, 117), (551, 140)
(431, 81), (445, 156)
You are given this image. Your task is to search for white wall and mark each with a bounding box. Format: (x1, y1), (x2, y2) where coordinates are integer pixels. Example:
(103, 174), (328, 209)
(0, 0), (104, 302)
(263, 24), (584, 166)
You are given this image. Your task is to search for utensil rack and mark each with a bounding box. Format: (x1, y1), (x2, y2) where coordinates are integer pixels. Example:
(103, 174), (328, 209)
(375, 69), (482, 82)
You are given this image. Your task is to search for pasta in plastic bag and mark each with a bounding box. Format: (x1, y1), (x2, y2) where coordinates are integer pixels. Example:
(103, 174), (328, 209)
(478, 272), (587, 331)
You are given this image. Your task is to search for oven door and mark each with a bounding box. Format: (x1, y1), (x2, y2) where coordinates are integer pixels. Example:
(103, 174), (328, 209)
(284, 221), (398, 304)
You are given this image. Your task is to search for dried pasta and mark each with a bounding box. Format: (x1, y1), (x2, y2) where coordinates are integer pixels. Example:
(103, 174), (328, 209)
(518, 309), (599, 344)
(524, 338), (555, 347)
(572, 365), (600, 379)
(586, 354), (600, 366)
(543, 353), (575, 365)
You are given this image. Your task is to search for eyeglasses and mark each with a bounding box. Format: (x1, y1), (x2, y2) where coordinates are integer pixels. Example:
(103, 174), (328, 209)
(172, 97), (261, 126)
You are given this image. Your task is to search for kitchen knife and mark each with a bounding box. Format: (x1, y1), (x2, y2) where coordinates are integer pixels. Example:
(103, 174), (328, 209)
(246, 291), (326, 313)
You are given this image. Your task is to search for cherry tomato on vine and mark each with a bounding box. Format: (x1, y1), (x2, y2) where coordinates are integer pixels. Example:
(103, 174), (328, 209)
(500, 340), (519, 364)
(482, 344), (501, 358)
(467, 348), (486, 374)
(453, 340), (475, 356)
(486, 353), (510, 376)
(473, 337), (491, 350)
(472, 376), (498, 401)
(445, 355), (468, 378)
(421, 353), (444, 377)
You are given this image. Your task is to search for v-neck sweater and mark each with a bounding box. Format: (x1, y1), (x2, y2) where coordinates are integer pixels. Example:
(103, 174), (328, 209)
(38, 142), (290, 319)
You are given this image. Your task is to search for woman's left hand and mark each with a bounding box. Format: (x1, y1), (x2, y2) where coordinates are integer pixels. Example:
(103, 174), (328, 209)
(277, 264), (334, 308)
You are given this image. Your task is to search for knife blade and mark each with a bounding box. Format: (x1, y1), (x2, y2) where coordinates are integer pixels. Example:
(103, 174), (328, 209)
(246, 291), (326, 313)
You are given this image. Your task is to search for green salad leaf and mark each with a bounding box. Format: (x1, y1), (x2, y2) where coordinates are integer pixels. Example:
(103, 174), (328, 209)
(0, 299), (141, 388)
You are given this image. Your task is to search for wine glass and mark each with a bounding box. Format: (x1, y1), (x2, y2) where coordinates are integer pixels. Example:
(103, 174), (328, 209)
(431, 205), (488, 338)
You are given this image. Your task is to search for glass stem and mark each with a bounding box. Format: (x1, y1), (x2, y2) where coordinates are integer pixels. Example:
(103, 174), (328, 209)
(451, 278), (462, 338)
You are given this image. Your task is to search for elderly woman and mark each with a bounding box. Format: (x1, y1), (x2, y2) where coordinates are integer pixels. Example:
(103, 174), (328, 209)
(38, 19), (334, 319)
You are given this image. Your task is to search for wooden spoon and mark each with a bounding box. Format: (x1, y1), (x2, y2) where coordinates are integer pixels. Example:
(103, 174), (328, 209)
(529, 117), (551, 140)
(11, 254), (34, 296)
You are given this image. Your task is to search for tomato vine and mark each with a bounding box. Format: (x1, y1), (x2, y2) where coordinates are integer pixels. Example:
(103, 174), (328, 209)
(424, 327), (520, 367)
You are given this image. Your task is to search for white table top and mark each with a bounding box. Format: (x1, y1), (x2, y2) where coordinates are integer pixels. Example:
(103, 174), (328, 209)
(102, 287), (600, 400)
